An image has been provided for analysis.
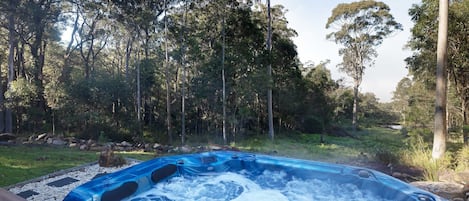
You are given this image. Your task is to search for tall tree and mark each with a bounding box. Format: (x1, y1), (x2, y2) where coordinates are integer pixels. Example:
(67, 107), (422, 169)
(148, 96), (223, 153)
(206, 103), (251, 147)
(432, 0), (448, 160)
(326, 0), (402, 130)
(5, 0), (17, 133)
(266, 0), (274, 141)
(221, 1), (227, 145)
(164, 0), (172, 144)
(179, 0), (188, 145)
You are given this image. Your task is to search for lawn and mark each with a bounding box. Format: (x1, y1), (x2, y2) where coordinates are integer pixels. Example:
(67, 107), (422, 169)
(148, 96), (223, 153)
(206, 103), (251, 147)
(1, 127), (406, 187)
(236, 127), (405, 164)
(0, 145), (156, 187)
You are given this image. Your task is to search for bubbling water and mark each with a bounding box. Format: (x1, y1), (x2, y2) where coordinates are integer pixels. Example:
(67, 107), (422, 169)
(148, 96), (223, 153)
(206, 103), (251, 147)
(124, 170), (392, 201)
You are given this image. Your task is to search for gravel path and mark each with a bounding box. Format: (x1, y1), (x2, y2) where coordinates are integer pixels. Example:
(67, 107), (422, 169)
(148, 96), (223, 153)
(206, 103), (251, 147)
(7, 160), (140, 201)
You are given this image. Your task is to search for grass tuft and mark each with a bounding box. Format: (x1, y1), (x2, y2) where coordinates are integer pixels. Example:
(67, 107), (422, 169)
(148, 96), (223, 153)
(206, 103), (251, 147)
(402, 137), (450, 181)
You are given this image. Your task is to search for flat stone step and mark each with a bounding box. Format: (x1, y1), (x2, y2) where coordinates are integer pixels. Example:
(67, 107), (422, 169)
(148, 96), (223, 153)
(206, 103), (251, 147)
(46, 177), (79, 187)
(16, 190), (39, 199)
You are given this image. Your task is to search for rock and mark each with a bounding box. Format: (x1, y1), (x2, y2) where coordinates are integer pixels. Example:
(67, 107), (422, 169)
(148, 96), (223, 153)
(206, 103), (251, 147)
(52, 139), (66, 145)
(410, 181), (464, 200)
(392, 172), (416, 181)
(79, 144), (89, 150)
(36, 133), (48, 141)
(180, 145), (192, 153)
(28, 135), (36, 142)
(153, 143), (161, 149)
(113, 146), (125, 151)
(89, 145), (106, 152)
(0, 133), (16, 141)
(69, 143), (78, 148)
(119, 141), (132, 147)
(209, 144), (222, 151)
(47, 138), (53, 144)
(440, 170), (469, 185)
(87, 139), (95, 145)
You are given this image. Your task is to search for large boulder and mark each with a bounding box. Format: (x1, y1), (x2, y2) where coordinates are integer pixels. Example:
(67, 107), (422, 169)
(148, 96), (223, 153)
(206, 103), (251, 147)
(440, 170), (469, 184)
(410, 181), (464, 200)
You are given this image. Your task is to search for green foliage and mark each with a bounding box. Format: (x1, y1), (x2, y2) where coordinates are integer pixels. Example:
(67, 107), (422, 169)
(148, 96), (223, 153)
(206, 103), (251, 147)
(5, 78), (38, 108)
(406, 127), (434, 145)
(406, 0), (469, 144)
(0, 0), (401, 145)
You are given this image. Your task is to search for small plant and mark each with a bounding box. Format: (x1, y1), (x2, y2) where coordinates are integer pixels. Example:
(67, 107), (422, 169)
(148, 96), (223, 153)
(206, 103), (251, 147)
(374, 149), (399, 164)
(455, 145), (469, 171)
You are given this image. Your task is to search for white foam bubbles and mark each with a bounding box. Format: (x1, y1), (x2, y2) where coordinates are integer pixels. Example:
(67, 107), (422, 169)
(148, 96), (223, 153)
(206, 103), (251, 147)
(125, 170), (392, 201)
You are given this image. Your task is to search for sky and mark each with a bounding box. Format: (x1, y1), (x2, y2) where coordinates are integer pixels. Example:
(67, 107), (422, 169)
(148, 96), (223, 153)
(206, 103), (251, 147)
(270, 0), (421, 102)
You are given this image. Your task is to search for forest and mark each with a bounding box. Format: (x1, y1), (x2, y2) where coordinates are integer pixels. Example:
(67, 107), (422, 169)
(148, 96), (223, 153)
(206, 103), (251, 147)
(0, 0), (467, 149)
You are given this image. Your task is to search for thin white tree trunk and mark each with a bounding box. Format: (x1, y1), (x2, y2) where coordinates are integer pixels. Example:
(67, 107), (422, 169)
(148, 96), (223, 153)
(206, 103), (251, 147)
(222, 6), (227, 145)
(352, 81), (359, 131)
(432, 0), (448, 160)
(136, 49), (141, 121)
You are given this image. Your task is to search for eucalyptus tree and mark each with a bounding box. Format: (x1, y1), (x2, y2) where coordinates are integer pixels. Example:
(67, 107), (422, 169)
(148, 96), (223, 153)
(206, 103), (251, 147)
(173, 0), (190, 145)
(432, 0), (449, 159)
(221, 0), (227, 145)
(266, 0), (274, 141)
(326, 0), (402, 130)
(163, 0), (173, 144)
(254, 0), (274, 140)
(3, 0), (17, 133)
(407, 0), (469, 147)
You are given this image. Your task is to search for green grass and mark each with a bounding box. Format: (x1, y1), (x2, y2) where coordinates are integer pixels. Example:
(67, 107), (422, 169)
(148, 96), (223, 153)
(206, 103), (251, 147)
(236, 127), (405, 164)
(0, 145), (156, 187)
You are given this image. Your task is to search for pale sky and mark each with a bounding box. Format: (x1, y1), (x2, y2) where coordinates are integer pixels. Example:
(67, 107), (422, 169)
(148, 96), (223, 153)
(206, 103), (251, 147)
(270, 0), (421, 102)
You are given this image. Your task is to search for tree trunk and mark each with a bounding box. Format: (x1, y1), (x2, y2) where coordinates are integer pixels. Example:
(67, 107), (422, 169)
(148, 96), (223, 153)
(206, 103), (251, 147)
(6, 0), (17, 133)
(0, 57), (4, 132)
(125, 36), (133, 82)
(136, 50), (141, 122)
(266, 0), (275, 141)
(463, 98), (468, 144)
(352, 81), (359, 131)
(432, 0), (448, 160)
(60, 7), (79, 82)
(179, 1), (188, 145)
(164, 0), (173, 144)
(221, 4), (227, 145)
